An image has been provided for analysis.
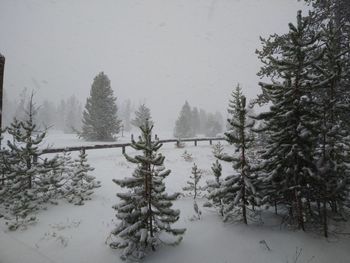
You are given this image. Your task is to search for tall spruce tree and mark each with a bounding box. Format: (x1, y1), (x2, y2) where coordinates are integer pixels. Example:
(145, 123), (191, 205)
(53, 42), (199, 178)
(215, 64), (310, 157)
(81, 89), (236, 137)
(255, 11), (323, 230)
(191, 107), (200, 135)
(110, 121), (185, 260)
(174, 101), (194, 138)
(81, 72), (121, 141)
(309, 9), (350, 237)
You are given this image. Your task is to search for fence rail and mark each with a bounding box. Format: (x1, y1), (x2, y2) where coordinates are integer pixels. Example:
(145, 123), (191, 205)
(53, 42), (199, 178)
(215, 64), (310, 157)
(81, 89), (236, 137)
(39, 137), (225, 155)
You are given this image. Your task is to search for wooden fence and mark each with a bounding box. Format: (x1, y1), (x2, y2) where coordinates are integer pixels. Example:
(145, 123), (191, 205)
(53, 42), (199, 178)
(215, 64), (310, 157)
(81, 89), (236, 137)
(39, 137), (225, 155)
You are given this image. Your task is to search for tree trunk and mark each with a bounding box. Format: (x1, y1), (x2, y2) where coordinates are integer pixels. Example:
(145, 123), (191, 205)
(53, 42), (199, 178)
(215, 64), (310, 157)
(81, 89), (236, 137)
(323, 200), (328, 238)
(274, 200), (278, 215)
(295, 189), (305, 231)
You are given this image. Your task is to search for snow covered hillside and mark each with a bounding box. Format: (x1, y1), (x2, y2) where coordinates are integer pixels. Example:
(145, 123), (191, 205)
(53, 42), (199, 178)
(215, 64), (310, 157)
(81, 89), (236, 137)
(1, 133), (349, 263)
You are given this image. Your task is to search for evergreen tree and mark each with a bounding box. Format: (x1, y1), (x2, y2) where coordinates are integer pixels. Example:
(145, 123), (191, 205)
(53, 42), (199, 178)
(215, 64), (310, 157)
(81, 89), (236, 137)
(308, 10), (350, 237)
(255, 11), (322, 230)
(205, 160), (224, 216)
(183, 163), (203, 200)
(205, 113), (223, 137)
(65, 150), (101, 205)
(211, 87), (258, 224)
(199, 109), (207, 134)
(0, 95), (61, 229)
(174, 101), (194, 138)
(55, 99), (66, 130)
(64, 96), (83, 133)
(183, 163), (203, 220)
(131, 103), (153, 128)
(191, 107), (200, 135)
(110, 121), (185, 260)
(121, 99), (132, 132)
(81, 72), (121, 141)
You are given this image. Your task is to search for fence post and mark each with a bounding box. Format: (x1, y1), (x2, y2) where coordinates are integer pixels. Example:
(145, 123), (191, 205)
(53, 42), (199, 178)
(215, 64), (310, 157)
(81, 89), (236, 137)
(122, 146), (125, 154)
(209, 139), (212, 145)
(0, 54), (5, 149)
(194, 140), (197, 147)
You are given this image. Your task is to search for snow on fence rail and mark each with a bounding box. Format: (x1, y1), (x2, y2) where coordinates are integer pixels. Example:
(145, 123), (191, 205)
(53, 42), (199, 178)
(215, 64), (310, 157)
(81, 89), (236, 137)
(39, 137), (225, 155)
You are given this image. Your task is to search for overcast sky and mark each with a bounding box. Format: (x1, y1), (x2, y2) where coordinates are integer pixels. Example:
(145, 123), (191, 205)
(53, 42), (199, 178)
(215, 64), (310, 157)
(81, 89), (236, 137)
(0, 0), (306, 129)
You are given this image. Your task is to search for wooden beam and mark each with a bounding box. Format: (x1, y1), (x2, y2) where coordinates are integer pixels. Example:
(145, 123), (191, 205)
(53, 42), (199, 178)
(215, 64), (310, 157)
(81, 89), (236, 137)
(39, 137), (225, 155)
(0, 54), (5, 133)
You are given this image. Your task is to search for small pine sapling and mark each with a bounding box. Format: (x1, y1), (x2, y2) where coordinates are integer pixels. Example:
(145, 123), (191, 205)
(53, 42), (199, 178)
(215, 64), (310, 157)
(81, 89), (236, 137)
(205, 160), (224, 217)
(183, 163), (203, 220)
(182, 150), (194, 162)
(212, 141), (224, 157)
(65, 150), (101, 205)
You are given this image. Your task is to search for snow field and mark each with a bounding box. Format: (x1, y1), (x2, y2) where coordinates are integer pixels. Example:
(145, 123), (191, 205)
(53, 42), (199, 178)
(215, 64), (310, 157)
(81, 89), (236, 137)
(1, 134), (350, 263)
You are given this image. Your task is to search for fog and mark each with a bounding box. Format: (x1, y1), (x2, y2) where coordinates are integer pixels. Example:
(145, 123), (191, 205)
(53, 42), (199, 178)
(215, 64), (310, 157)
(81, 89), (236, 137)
(0, 0), (306, 130)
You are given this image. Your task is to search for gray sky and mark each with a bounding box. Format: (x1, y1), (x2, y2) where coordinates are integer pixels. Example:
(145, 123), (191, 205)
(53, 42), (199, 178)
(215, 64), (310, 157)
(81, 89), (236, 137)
(0, 0), (306, 129)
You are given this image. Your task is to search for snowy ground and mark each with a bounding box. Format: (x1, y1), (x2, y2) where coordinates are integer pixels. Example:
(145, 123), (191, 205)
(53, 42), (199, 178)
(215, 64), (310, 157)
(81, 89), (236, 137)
(1, 131), (350, 263)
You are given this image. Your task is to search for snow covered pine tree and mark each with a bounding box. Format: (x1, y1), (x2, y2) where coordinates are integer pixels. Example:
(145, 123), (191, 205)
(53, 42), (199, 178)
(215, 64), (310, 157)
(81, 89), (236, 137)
(65, 150), (101, 205)
(131, 103), (153, 128)
(0, 95), (65, 229)
(205, 160), (224, 217)
(211, 85), (259, 224)
(255, 11), (323, 231)
(174, 101), (195, 138)
(110, 120), (185, 260)
(183, 163), (203, 219)
(80, 72), (122, 141)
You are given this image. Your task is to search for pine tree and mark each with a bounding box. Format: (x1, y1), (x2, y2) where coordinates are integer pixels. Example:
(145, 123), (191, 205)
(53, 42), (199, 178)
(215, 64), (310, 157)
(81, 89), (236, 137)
(199, 109), (207, 134)
(64, 96), (83, 133)
(110, 121), (185, 260)
(131, 103), (153, 128)
(255, 11), (322, 230)
(81, 72), (121, 141)
(183, 163), (203, 200)
(174, 101), (194, 138)
(65, 150), (101, 205)
(183, 163), (203, 220)
(191, 107), (200, 135)
(37, 100), (55, 129)
(205, 113), (223, 137)
(309, 11), (350, 237)
(120, 99), (132, 132)
(211, 86), (258, 224)
(0, 95), (60, 229)
(205, 160), (224, 216)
